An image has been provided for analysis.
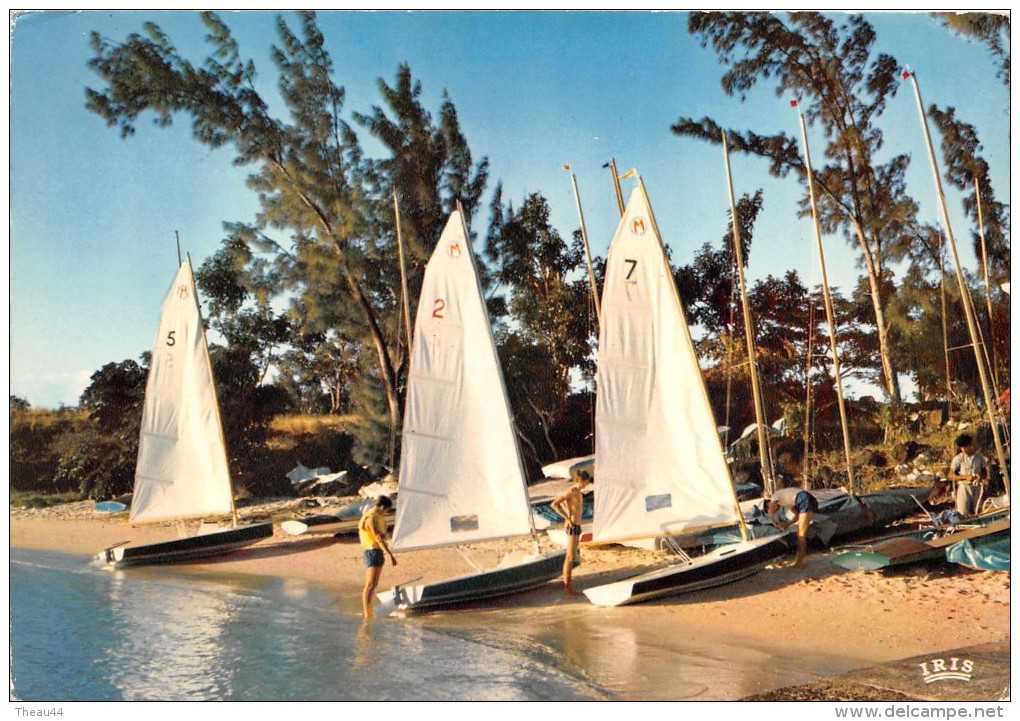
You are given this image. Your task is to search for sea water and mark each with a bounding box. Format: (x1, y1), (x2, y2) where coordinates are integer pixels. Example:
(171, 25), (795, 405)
(10, 548), (853, 703)
(10, 548), (606, 702)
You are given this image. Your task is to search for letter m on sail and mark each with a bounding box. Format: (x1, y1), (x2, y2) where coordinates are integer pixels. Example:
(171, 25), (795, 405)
(632, 218), (646, 235)
(448, 242), (462, 258)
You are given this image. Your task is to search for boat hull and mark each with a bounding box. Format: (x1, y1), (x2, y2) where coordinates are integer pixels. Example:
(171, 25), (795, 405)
(379, 549), (567, 611)
(831, 511), (1010, 571)
(98, 522), (274, 567)
(700, 487), (931, 548)
(281, 509), (395, 537)
(583, 533), (790, 607)
(946, 522), (1011, 571)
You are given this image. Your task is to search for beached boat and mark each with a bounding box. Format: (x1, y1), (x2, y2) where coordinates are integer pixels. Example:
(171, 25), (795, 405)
(280, 497), (395, 537)
(946, 517), (1011, 571)
(581, 179), (789, 608)
(378, 208), (566, 612)
(830, 508), (1010, 571)
(97, 259), (273, 568)
(696, 486), (932, 551)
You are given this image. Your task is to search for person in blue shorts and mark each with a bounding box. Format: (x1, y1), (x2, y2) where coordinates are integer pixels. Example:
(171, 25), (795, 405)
(358, 495), (397, 618)
(764, 486), (819, 568)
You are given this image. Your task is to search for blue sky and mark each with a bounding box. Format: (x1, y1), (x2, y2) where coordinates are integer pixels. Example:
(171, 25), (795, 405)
(8, 10), (1010, 409)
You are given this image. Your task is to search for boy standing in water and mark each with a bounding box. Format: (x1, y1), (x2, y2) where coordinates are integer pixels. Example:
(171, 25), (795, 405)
(358, 495), (397, 618)
(551, 469), (591, 596)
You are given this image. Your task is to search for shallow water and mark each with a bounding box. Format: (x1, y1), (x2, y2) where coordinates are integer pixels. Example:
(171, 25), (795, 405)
(10, 548), (854, 702)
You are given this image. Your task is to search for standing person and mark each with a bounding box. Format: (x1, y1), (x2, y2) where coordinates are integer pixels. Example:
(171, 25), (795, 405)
(358, 495), (397, 619)
(948, 433), (988, 517)
(551, 469), (591, 596)
(764, 486), (818, 567)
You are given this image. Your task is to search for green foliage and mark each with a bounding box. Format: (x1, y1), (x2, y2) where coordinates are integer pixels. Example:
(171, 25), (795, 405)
(10, 407), (84, 494)
(86, 12), (502, 467)
(926, 105), (1010, 279)
(485, 192), (597, 468)
(680, 11), (915, 403)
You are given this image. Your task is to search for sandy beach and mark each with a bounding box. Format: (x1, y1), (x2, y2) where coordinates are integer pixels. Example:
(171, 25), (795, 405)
(10, 498), (1010, 701)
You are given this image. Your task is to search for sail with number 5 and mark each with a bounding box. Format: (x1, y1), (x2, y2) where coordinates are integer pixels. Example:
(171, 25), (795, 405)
(97, 258), (273, 567)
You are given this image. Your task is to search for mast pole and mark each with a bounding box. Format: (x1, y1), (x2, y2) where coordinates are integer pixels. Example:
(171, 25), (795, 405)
(939, 232), (953, 414)
(393, 193), (414, 354)
(565, 165), (602, 329)
(608, 158), (625, 217)
(973, 176), (1000, 394)
(721, 130), (776, 498)
(795, 105), (856, 495)
(175, 230), (182, 267)
(906, 70), (1009, 497)
(803, 300), (814, 482)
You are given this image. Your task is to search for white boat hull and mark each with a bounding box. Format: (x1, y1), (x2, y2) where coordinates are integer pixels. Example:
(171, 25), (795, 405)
(583, 533), (790, 607)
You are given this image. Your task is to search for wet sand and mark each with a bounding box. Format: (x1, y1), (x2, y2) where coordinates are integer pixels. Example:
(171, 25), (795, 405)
(9, 500), (1011, 701)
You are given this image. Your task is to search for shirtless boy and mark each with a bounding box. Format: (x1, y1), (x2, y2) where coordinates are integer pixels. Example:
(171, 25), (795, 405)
(551, 469), (591, 595)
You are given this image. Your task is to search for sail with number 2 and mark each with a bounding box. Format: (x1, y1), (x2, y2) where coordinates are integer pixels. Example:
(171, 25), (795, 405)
(392, 209), (536, 551)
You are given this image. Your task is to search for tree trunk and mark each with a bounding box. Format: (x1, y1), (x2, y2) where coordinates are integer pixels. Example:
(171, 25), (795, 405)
(852, 220), (902, 404)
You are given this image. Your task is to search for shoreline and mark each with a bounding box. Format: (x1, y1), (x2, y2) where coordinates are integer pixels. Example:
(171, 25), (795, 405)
(10, 500), (1011, 701)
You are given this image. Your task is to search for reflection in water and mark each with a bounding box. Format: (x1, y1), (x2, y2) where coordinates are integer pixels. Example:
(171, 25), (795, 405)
(353, 619), (375, 667)
(106, 569), (236, 700)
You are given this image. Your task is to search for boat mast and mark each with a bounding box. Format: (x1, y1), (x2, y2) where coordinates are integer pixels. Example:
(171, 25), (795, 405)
(906, 70), (1010, 497)
(393, 193), (414, 355)
(607, 158), (625, 217)
(794, 103), (857, 495)
(803, 300), (815, 481)
(391, 193), (414, 472)
(720, 131), (776, 498)
(939, 233), (954, 417)
(973, 177), (1000, 395)
(564, 165), (602, 329)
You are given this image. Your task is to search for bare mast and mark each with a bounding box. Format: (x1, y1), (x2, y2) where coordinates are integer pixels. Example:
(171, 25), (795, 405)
(906, 70), (1009, 497)
(794, 103), (857, 495)
(721, 131), (776, 497)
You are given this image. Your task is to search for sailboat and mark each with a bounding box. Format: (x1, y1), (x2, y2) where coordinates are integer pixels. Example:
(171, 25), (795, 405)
(582, 180), (790, 608)
(97, 258), (273, 567)
(378, 208), (567, 612)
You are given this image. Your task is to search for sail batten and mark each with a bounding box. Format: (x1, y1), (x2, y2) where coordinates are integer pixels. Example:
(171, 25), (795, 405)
(392, 210), (533, 552)
(130, 261), (234, 524)
(592, 184), (741, 544)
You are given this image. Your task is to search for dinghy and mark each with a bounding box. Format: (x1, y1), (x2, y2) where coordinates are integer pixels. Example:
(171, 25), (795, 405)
(831, 507), (1010, 571)
(378, 208), (566, 612)
(97, 259), (273, 567)
(582, 179), (789, 608)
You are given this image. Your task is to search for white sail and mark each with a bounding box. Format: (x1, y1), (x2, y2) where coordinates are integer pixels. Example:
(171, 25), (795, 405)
(130, 260), (234, 523)
(592, 184), (741, 543)
(392, 210), (533, 551)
